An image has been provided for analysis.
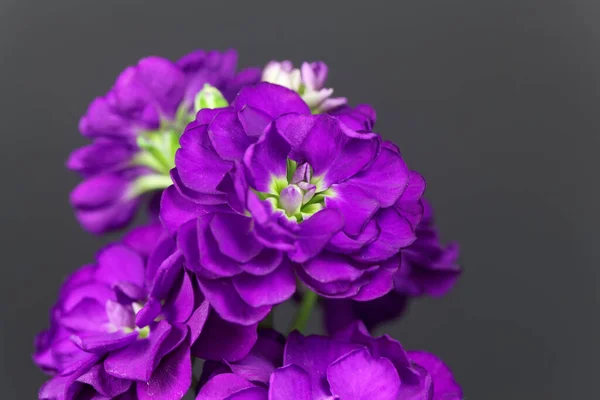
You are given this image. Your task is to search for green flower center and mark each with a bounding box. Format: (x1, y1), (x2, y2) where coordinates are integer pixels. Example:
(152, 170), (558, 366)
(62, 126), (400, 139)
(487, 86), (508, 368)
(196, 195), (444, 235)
(255, 160), (334, 222)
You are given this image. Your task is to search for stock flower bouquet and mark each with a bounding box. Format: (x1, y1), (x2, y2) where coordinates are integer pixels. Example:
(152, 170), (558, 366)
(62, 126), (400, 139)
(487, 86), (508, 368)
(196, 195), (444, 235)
(35, 49), (462, 400)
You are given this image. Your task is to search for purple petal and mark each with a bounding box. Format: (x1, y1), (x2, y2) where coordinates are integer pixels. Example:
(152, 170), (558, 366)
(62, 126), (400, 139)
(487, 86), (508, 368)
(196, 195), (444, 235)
(162, 270), (195, 323)
(352, 265), (396, 301)
(355, 208), (416, 263)
(237, 105), (272, 137)
(233, 82), (310, 118)
(175, 125), (233, 194)
(196, 373), (256, 400)
(243, 125), (291, 192)
(187, 300), (210, 343)
(226, 387), (268, 399)
(122, 222), (164, 259)
(148, 251), (184, 302)
(191, 216), (243, 277)
(232, 259), (296, 308)
(394, 171), (426, 229)
(334, 321), (413, 378)
(302, 251), (364, 283)
(327, 220), (379, 254)
(71, 331), (137, 354)
(193, 309), (258, 362)
(349, 146), (410, 208)
(60, 298), (108, 333)
(67, 141), (135, 176)
(77, 363), (131, 397)
(78, 97), (134, 139)
(104, 320), (171, 381)
(283, 331), (362, 399)
(268, 365), (311, 400)
(135, 297), (161, 328)
(210, 213), (263, 263)
(326, 183), (379, 236)
(137, 340), (192, 400)
(288, 209), (344, 263)
(327, 348), (401, 400)
(198, 278), (271, 325)
(208, 110), (254, 161)
(407, 351), (463, 400)
(227, 329), (284, 383)
(239, 248), (283, 276)
(95, 244), (145, 288)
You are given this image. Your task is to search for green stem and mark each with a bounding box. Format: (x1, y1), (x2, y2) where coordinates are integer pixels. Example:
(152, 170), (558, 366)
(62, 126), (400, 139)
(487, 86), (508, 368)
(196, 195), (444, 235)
(289, 290), (318, 333)
(129, 174), (173, 198)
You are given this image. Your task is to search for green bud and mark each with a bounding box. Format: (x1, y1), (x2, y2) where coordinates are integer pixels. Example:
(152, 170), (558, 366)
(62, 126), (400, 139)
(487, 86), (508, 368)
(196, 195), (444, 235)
(194, 83), (229, 113)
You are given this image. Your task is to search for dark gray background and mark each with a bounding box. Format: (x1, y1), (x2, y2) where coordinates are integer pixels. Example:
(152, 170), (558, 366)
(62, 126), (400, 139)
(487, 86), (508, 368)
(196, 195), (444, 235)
(1, 0), (598, 398)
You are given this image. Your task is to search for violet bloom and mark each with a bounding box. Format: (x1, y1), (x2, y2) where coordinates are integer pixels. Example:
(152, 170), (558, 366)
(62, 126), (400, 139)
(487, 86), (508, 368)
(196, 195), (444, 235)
(262, 61), (347, 113)
(34, 222), (258, 400)
(161, 82), (424, 325)
(68, 49), (260, 234)
(196, 321), (462, 400)
(324, 200), (462, 333)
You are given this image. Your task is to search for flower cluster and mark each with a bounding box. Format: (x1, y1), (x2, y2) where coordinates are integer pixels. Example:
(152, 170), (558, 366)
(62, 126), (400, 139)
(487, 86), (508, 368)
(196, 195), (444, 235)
(35, 49), (463, 399)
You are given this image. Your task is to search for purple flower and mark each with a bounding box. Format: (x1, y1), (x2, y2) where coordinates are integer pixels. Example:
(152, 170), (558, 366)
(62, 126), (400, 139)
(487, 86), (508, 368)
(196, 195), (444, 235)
(68, 49), (260, 234)
(34, 222), (258, 400)
(262, 61), (347, 113)
(160, 82), (424, 325)
(324, 199), (462, 333)
(196, 321), (462, 400)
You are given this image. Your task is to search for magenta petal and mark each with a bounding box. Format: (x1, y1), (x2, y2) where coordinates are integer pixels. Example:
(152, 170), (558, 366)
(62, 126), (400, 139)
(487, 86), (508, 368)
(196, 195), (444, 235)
(232, 259), (296, 307)
(95, 244), (145, 288)
(198, 278), (271, 325)
(104, 320), (172, 381)
(268, 365), (311, 400)
(196, 373), (256, 400)
(193, 309), (258, 362)
(137, 341), (192, 400)
(283, 331), (362, 399)
(71, 331), (138, 354)
(208, 110), (253, 161)
(327, 348), (401, 400)
(289, 208), (344, 263)
(407, 351), (463, 400)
